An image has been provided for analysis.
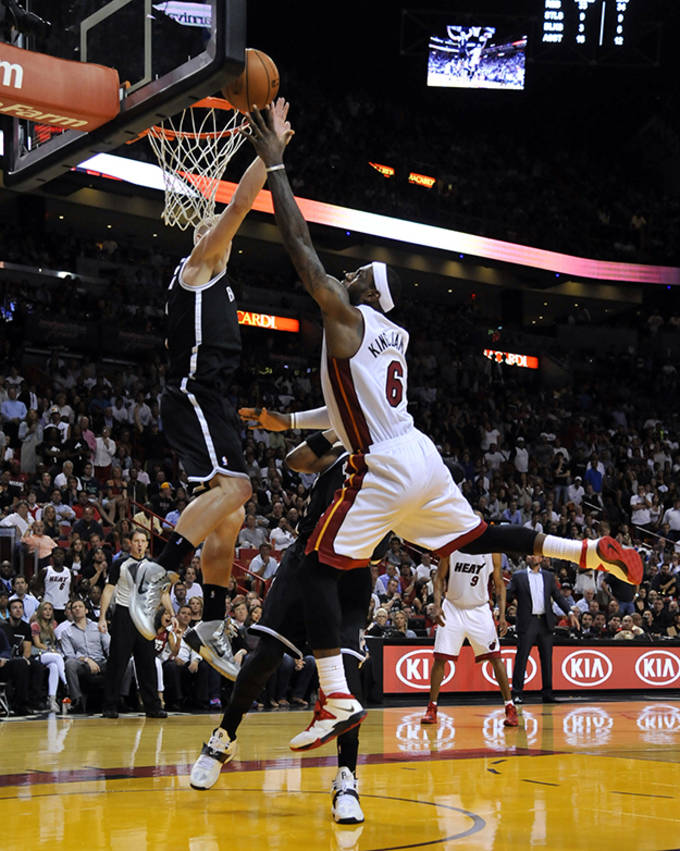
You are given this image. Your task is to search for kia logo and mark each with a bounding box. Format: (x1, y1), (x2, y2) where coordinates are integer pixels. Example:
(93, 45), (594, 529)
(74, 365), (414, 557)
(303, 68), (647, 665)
(563, 707), (613, 745)
(482, 648), (536, 686)
(483, 709), (538, 748)
(635, 651), (680, 687)
(395, 710), (456, 752)
(636, 703), (680, 733)
(561, 650), (612, 687)
(395, 649), (455, 690)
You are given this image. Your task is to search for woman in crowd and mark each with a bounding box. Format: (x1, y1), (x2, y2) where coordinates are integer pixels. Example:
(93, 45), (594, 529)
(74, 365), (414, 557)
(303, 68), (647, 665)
(30, 600), (67, 713)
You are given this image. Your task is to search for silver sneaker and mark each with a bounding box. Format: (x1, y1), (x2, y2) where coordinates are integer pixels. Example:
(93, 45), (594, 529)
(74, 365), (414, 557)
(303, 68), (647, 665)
(190, 727), (238, 790)
(127, 558), (172, 640)
(331, 766), (364, 824)
(184, 619), (241, 681)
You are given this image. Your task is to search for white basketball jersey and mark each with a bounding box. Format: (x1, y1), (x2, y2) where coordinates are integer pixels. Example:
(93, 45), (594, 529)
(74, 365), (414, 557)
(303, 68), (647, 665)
(43, 565), (71, 610)
(321, 304), (414, 453)
(445, 550), (494, 609)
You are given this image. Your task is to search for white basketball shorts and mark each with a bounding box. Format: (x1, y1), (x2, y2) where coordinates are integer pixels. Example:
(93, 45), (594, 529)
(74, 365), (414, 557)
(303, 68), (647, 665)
(306, 429), (485, 570)
(433, 598), (501, 661)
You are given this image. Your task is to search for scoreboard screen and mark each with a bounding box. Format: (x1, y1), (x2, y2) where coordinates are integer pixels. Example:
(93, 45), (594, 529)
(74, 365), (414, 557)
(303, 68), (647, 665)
(542, 0), (634, 49)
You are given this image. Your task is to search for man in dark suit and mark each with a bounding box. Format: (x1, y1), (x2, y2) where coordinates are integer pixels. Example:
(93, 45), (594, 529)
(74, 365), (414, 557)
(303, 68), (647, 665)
(506, 556), (579, 702)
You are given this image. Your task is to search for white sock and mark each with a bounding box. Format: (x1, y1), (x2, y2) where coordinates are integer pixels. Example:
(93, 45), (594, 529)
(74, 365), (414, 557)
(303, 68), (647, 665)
(541, 535), (584, 564)
(316, 655), (349, 696)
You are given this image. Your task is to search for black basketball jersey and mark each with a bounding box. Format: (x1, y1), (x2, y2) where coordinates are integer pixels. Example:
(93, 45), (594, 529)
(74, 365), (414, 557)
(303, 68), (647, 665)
(165, 258), (241, 388)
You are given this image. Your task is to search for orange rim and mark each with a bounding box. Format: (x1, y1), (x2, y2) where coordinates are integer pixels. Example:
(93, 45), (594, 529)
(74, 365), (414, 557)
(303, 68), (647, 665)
(125, 97), (240, 144)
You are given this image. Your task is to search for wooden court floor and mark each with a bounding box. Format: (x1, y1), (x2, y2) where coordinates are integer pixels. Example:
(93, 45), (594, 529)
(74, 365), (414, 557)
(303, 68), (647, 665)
(2, 699), (680, 851)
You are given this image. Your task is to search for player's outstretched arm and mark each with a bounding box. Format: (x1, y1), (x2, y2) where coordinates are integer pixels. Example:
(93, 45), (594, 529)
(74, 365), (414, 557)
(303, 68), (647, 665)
(190, 98), (292, 266)
(242, 106), (359, 330)
(238, 406), (331, 431)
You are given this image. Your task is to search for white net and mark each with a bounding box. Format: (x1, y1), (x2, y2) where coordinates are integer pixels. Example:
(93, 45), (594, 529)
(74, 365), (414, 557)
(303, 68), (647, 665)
(146, 98), (247, 231)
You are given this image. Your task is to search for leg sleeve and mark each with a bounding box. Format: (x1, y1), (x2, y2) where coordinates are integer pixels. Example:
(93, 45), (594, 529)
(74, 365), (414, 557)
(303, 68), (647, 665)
(301, 552), (343, 651)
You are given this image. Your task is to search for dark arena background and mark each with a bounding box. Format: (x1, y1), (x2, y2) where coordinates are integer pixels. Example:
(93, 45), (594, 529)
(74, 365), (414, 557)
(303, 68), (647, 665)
(0, 1), (679, 849)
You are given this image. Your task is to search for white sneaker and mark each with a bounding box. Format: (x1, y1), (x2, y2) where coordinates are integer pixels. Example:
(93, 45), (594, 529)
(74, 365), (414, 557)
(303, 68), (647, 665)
(48, 696), (60, 714)
(289, 691), (366, 752)
(189, 727), (238, 790)
(128, 558), (173, 640)
(184, 619), (241, 681)
(331, 767), (364, 824)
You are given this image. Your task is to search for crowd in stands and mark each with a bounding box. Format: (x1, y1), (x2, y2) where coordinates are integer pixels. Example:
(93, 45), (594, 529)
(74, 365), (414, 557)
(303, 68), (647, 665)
(1, 206), (680, 715)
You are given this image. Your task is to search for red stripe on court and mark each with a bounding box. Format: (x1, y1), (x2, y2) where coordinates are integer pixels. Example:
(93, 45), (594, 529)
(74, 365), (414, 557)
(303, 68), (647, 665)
(0, 748), (560, 789)
(328, 357), (372, 452)
(305, 453), (369, 569)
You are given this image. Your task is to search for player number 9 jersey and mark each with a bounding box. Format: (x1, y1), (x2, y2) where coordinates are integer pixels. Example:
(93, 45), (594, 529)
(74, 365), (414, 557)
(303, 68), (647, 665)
(445, 549), (494, 609)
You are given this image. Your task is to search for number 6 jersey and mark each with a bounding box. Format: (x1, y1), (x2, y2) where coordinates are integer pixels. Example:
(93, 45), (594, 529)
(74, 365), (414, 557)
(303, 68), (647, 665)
(445, 549), (495, 609)
(320, 304), (414, 453)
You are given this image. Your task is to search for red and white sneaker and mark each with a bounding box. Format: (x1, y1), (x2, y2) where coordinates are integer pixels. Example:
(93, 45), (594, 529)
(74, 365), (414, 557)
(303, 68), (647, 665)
(580, 536), (643, 585)
(289, 691), (366, 752)
(420, 701), (437, 725)
(504, 703), (519, 727)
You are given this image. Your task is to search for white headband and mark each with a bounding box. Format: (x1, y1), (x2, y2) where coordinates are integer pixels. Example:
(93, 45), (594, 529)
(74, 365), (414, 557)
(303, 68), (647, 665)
(372, 261), (394, 313)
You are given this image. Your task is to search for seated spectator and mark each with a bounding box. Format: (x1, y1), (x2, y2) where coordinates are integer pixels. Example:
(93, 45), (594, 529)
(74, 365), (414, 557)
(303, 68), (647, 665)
(48, 488), (76, 528)
(188, 596), (203, 626)
(162, 495), (187, 532)
(60, 598), (110, 713)
(269, 517), (297, 553)
(652, 563), (677, 598)
(9, 575), (39, 622)
(414, 552), (435, 582)
(365, 607), (389, 637)
(388, 609), (417, 638)
(378, 577), (402, 612)
(651, 598), (672, 634)
(0, 589), (8, 623)
(613, 613), (645, 640)
(30, 601), (67, 713)
(238, 514), (268, 549)
(72, 505), (104, 542)
(171, 581), (187, 614)
(0, 498), (30, 536)
(0, 559), (14, 594)
(183, 564), (203, 602)
(0, 603), (31, 714)
(375, 562), (401, 596)
(248, 543), (279, 583)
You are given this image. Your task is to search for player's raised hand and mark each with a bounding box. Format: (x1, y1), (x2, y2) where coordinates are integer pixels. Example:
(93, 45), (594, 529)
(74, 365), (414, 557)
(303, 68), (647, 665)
(238, 406), (290, 432)
(268, 97), (294, 147)
(240, 104), (289, 167)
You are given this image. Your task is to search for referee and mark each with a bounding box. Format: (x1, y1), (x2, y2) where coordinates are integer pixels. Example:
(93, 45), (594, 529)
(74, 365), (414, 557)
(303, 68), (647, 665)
(99, 529), (167, 718)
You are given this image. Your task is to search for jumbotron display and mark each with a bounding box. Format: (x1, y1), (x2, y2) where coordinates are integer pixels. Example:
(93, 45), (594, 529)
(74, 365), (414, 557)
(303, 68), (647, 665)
(428, 25), (527, 91)
(542, 0), (634, 48)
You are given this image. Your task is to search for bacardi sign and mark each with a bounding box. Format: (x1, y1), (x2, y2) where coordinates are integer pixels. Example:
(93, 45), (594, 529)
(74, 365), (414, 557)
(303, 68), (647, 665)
(483, 349), (539, 369)
(237, 311), (299, 333)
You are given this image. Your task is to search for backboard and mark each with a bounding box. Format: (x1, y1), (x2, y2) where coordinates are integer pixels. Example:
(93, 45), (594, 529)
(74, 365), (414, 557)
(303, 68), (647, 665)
(2, 0), (246, 190)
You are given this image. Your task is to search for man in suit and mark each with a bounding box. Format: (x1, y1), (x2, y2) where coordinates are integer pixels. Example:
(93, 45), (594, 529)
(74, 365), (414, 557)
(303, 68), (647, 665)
(505, 555), (579, 702)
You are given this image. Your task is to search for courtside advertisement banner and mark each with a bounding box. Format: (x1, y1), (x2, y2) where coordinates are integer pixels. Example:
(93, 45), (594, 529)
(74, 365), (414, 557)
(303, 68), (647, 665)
(382, 644), (680, 693)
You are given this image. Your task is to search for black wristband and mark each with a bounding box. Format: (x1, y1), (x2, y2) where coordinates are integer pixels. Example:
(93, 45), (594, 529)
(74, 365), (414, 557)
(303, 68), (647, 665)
(306, 431), (333, 458)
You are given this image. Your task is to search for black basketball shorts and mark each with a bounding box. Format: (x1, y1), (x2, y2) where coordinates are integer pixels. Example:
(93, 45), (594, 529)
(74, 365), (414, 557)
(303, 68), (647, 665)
(250, 542), (372, 658)
(161, 380), (248, 485)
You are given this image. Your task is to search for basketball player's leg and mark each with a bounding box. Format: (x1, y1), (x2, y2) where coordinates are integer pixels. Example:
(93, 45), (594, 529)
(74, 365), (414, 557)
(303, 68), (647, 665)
(403, 454), (642, 585)
(157, 474), (251, 576)
(421, 600), (462, 725)
(465, 607), (518, 727)
(459, 526), (642, 585)
(190, 635), (285, 790)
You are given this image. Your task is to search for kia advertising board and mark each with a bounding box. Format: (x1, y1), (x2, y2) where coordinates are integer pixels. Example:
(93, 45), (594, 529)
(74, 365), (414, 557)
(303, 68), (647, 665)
(381, 643), (680, 694)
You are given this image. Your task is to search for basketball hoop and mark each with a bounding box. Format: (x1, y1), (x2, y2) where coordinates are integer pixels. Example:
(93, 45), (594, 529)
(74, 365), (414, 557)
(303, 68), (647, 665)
(141, 97), (247, 231)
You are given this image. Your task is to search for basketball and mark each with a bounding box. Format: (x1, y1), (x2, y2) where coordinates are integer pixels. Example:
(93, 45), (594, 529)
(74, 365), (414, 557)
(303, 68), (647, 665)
(222, 48), (280, 113)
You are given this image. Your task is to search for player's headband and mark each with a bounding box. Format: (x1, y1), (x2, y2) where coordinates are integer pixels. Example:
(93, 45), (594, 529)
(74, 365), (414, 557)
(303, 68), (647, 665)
(372, 261), (394, 313)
